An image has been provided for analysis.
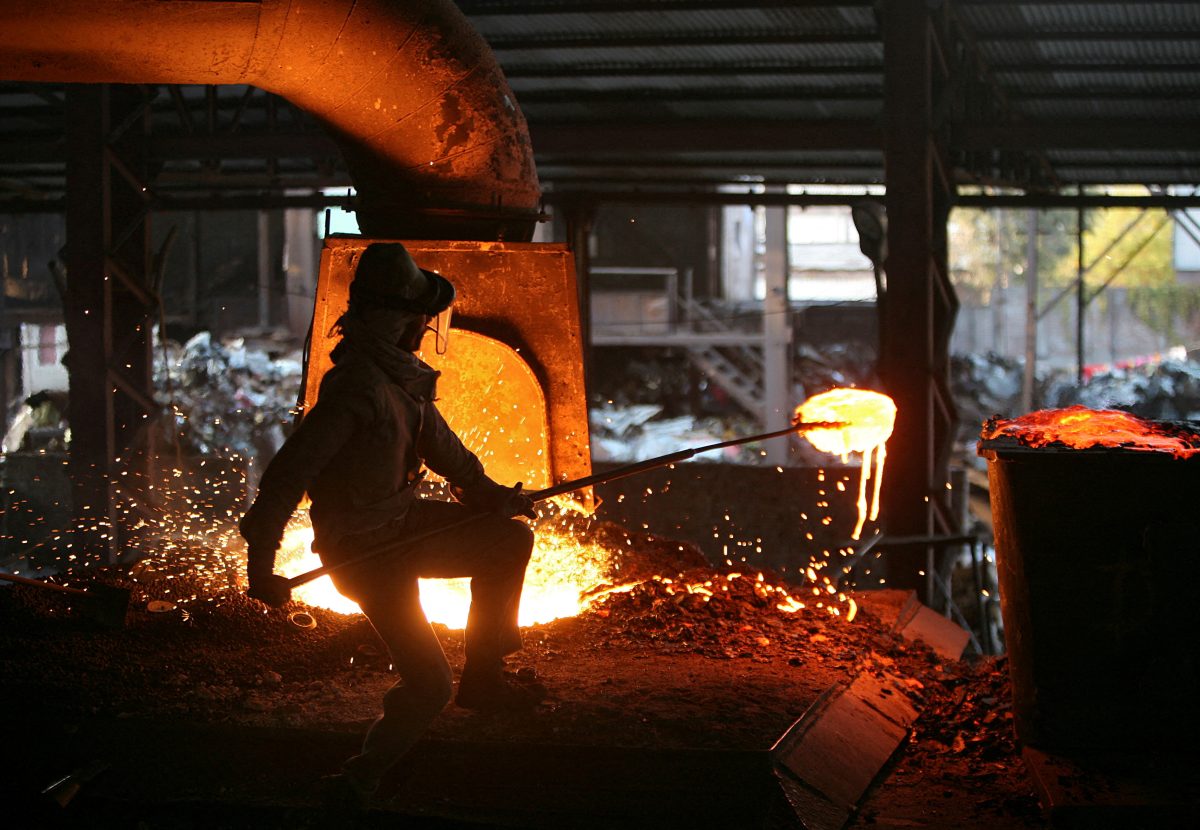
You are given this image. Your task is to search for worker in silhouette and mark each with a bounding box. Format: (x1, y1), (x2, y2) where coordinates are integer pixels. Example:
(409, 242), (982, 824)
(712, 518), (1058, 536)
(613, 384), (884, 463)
(239, 242), (541, 807)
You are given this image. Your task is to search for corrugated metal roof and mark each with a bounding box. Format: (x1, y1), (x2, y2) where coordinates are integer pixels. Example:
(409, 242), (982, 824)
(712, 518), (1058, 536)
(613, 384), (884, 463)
(981, 39), (1200, 66)
(1014, 97), (1199, 121)
(1, 1), (1198, 201)
(960, 2), (1200, 32)
(497, 42), (882, 67)
(993, 70), (1200, 92)
(470, 7), (877, 40)
(456, 1), (1200, 191)
(509, 72), (882, 94)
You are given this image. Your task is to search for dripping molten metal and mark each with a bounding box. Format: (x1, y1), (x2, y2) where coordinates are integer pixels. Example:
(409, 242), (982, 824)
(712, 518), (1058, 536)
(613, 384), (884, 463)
(797, 389), (897, 540)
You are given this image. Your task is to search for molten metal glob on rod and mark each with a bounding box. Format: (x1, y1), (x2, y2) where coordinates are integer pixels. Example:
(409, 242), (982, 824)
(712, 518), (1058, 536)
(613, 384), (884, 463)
(796, 389), (897, 540)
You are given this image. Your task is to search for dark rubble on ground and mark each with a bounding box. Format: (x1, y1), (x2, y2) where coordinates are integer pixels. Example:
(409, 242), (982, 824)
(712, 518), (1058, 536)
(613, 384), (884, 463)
(0, 520), (1042, 827)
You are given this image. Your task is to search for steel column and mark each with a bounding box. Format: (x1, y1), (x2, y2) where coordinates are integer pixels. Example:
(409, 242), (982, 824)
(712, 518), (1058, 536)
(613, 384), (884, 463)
(1022, 209), (1038, 411)
(1076, 205), (1085, 382)
(64, 85), (156, 562)
(761, 203), (792, 465)
(879, 0), (958, 602)
(562, 198), (595, 394)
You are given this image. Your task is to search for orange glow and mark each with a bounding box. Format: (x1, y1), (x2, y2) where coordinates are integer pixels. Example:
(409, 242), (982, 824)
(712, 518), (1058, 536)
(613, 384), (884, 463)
(632, 572), (813, 615)
(270, 518), (848, 624)
(419, 330), (555, 496)
(982, 406), (1200, 458)
(273, 518), (612, 627)
(304, 239), (595, 514)
(796, 388), (896, 540)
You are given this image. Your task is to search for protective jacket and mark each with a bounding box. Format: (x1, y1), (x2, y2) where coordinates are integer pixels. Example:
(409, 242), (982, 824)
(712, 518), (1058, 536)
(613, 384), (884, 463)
(240, 345), (492, 575)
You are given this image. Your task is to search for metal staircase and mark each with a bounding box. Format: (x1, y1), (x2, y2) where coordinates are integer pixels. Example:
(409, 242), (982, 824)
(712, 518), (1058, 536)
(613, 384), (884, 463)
(686, 346), (764, 415)
(676, 295), (766, 418)
(588, 269), (776, 423)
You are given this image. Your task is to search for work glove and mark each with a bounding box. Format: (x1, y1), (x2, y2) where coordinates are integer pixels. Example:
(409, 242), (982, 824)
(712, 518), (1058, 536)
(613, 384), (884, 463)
(247, 559), (292, 608)
(503, 483), (537, 520)
(240, 511), (291, 607)
(452, 480), (537, 520)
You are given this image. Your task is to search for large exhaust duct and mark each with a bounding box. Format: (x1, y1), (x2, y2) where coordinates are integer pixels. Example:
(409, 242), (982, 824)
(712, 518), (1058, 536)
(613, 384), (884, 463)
(0, 0), (540, 239)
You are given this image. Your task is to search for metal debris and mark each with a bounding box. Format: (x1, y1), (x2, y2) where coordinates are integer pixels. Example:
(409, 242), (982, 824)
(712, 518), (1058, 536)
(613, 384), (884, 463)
(155, 332), (303, 461)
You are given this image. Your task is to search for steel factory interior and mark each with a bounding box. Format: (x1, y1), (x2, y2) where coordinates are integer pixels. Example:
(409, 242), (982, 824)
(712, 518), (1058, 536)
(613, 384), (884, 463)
(1, 1), (1198, 827)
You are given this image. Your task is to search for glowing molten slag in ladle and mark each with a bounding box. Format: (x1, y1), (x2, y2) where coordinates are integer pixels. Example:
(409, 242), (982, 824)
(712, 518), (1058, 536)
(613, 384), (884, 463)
(982, 406), (1200, 459)
(797, 388), (897, 539)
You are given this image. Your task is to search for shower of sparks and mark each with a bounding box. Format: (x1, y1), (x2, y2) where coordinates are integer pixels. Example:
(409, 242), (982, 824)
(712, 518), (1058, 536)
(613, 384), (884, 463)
(272, 514), (615, 627)
(2, 466), (858, 625)
(2, 332), (865, 631)
(269, 507), (847, 625)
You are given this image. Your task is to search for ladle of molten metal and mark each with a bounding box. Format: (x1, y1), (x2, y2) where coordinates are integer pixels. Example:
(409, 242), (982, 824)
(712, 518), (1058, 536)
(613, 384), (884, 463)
(280, 417), (845, 592)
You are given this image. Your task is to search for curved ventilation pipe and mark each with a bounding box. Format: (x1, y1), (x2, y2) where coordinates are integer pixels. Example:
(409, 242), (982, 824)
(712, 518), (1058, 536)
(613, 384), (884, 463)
(0, 0), (540, 240)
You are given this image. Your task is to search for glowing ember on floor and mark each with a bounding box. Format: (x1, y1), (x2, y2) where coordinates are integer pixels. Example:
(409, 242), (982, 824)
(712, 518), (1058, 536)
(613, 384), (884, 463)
(796, 388), (896, 539)
(269, 514), (850, 626)
(273, 520), (613, 627)
(982, 405), (1200, 458)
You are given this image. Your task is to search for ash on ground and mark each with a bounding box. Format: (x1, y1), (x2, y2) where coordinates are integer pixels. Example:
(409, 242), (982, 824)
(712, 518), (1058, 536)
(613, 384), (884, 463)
(1, 519), (1045, 827)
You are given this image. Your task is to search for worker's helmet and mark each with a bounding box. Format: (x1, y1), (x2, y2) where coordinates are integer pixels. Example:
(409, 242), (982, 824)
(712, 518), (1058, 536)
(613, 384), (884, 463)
(350, 242), (455, 316)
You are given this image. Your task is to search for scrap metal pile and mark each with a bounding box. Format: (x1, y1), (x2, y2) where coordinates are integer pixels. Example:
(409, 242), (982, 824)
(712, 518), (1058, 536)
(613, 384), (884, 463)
(852, 654), (1042, 827)
(592, 344), (1200, 471)
(154, 332), (304, 460)
(952, 352), (1200, 450)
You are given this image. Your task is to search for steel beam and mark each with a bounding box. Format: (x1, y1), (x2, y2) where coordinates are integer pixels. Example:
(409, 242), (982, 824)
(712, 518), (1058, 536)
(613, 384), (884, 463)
(539, 156), (883, 171)
(1009, 89), (1200, 102)
(543, 190), (881, 207)
(957, 122), (1200, 151)
(144, 131), (339, 161)
(992, 62), (1200, 74)
(461, 0), (873, 12)
(955, 192), (1200, 209)
(960, 0), (1198, 5)
(504, 62), (883, 79)
(0, 192), (354, 213)
(517, 86), (882, 104)
(1083, 214), (1171, 307)
(976, 29), (1200, 43)
(536, 118), (1200, 156)
(531, 121), (881, 154)
(28, 188), (1200, 217)
(488, 31), (879, 51)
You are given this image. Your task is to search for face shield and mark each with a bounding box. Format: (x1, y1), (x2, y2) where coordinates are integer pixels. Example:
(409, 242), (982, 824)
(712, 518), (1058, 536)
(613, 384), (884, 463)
(417, 268), (456, 355)
(427, 305), (453, 355)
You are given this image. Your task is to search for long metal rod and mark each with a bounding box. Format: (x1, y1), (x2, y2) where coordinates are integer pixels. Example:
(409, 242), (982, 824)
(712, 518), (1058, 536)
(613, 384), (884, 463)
(284, 420), (840, 590)
(0, 572), (90, 596)
(530, 420), (837, 501)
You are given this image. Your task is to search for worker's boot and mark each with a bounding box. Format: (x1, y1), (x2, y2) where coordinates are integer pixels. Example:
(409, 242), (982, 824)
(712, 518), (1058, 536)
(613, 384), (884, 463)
(455, 663), (547, 712)
(319, 771), (376, 812)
